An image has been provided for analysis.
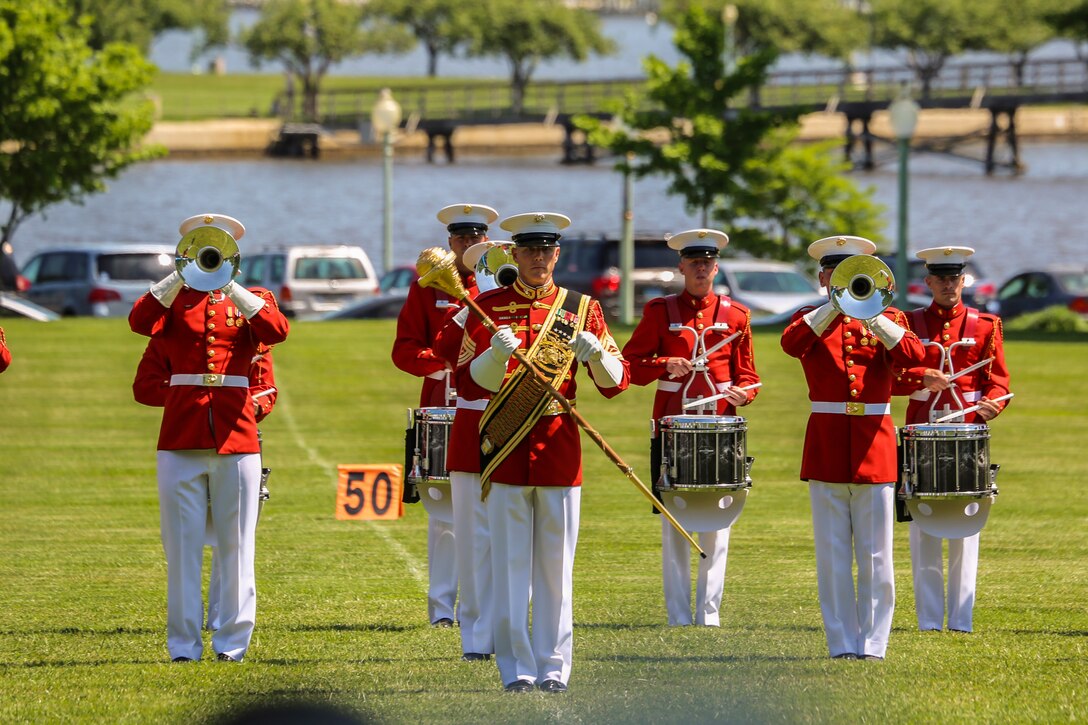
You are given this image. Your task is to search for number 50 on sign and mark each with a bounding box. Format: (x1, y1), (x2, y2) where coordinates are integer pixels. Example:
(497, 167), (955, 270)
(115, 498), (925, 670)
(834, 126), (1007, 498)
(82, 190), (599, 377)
(335, 464), (404, 520)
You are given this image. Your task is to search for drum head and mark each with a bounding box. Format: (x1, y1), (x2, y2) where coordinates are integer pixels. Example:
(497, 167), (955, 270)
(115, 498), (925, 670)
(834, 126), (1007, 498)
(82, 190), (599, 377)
(662, 488), (748, 532)
(420, 481), (454, 524)
(907, 496), (993, 539)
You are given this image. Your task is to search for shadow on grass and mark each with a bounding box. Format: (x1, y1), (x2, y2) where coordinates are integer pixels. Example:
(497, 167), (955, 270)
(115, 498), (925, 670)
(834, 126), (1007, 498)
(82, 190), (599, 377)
(589, 652), (814, 664)
(0, 626), (159, 636)
(575, 622), (667, 630)
(282, 622), (416, 633)
(1003, 330), (1088, 343)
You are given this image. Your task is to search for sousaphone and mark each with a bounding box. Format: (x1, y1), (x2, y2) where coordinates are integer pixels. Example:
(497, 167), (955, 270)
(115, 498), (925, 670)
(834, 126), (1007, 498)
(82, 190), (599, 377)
(175, 226), (240, 292)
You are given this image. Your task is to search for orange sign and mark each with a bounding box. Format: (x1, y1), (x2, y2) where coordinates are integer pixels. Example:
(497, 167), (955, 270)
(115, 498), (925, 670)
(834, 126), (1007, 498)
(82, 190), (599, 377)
(335, 464), (404, 521)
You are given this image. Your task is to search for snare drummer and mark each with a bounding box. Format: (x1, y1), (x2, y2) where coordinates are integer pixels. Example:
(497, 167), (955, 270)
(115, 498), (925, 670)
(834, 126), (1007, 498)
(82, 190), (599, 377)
(391, 203), (495, 629)
(781, 236), (926, 661)
(893, 246), (1011, 633)
(621, 229), (759, 627)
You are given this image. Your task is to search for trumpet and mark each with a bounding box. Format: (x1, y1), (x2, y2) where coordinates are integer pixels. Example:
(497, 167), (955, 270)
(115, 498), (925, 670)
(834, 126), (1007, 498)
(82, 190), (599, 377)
(829, 254), (895, 319)
(175, 226), (240, 292)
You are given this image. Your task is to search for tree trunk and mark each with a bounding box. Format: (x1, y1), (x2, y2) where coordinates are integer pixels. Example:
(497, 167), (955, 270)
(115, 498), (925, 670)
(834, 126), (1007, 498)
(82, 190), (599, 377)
(511, 63), (527, 116)
(427, 41), (438, 77)
(303, 76), (320, 122)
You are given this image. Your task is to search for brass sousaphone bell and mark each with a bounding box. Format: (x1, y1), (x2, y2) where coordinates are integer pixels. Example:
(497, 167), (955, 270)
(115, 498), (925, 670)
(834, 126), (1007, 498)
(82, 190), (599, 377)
(175, 226), (240, 292)
(829, 254), (896, 319)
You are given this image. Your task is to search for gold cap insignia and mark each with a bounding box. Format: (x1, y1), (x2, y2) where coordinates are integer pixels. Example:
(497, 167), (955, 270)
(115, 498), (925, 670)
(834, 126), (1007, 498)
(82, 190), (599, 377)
(836, 237), (846, 246)
(203, 215), (214, 224)
(463, 205), (472, 213)
(944, 248), (953, 256)
(697, 230), (707, 238)
(534, 214), (546, 222)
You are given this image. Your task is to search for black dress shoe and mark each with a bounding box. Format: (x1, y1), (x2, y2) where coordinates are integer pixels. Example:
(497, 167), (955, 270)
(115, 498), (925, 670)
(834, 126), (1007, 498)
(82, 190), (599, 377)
(503, 680), (534, 693)
(831, 653), (858, 660)
(432, 618), (455, 628)
(860, 654), (884, 661)
(171, 656), (195, 663)
(538, 679), (568, 693)
(216, 652), (242, 662)
(461, 652), (491, 662)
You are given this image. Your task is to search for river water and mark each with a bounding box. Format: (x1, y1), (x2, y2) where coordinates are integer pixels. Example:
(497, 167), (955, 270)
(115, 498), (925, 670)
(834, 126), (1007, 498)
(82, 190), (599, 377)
(10, 140), (1088, 287)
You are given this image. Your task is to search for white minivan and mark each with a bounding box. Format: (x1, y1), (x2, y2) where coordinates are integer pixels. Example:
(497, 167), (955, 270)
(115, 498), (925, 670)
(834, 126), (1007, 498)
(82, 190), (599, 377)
(238, 245), (379, 318)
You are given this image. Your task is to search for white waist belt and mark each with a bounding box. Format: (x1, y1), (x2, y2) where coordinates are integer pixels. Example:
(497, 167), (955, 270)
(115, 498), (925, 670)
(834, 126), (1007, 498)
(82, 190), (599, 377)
(170, 373), (248, 388)
(909, 389), (982, 403)
(811, 401), (891, 416)
(426, 370), (449, 381)
(456, 398), (488, 411)
(657, 379), (732, 393)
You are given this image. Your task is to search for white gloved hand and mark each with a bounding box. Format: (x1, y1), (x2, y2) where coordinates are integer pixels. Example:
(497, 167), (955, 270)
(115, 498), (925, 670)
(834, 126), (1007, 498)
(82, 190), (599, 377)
(221, 280), (266, 319)
(149, 271), (184, 308)
(802, 301), (838, 336)
(866, 313), (906, 348)
(488, 326), (519, 362)
(588, 349), (624, 389)
(471, 326), (518, 392)
(570, 331), (604, 363)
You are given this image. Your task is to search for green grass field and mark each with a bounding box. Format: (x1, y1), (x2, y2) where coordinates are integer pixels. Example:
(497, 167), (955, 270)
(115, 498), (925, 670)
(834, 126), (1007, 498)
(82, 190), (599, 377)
(0, 318), (1085, 723)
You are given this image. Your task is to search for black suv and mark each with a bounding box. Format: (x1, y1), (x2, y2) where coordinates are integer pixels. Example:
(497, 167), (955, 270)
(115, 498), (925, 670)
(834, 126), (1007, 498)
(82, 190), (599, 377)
(553, 234), (682, 319)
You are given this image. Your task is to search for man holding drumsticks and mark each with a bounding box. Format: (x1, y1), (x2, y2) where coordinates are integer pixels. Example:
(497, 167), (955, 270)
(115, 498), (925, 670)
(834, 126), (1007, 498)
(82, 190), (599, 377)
(893, 246), (1011, 633)
(621, 229), (759, 627)
(781, 235), (925, 661)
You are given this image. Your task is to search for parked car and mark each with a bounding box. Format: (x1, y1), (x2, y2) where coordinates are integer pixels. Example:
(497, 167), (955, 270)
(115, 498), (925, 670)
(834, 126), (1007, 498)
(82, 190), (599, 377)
(713, 260), (821, 317)
(993, 266), (1088, 320)
(238, 245), (378, 318)
(320, 293), (408, 320)
(551, 234), (683, 318)
(19, 244), (174, 317)
(379, 265), (418, 294)
(878, 254), (997, 310)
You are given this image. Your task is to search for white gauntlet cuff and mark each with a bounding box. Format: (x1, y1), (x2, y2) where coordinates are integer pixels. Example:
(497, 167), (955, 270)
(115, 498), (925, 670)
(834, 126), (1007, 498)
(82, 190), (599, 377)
(803, 302), (838, 336)
(867, 314), (906, 348)
(222, 280), (266, 318)
(588, 350), (623, 389)
(150, 271), (184, 308)
(470, 350), (508, 392)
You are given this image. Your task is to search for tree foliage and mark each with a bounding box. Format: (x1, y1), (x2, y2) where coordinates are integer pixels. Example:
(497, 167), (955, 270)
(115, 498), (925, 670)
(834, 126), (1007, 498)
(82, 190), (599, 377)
(366, 0), (469, 77)
(577, 4), (884, 263)
(0, 0), (163, 247)
(241, 0), (412, 122)
(1045, 0), (1088, 64)
(463, 0), (615, 115)
(67, 0), (230, 55)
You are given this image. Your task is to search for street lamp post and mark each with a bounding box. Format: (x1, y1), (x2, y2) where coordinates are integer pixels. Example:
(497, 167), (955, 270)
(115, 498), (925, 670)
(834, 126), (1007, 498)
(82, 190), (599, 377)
(888, 86), (920, 308)
(722, 4), (738, 75)
(620, 151), (635, 326)
(371, 88), (402, 274)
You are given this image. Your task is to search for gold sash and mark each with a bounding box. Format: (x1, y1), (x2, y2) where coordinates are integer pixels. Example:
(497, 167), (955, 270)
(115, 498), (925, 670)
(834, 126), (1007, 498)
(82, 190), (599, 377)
(479, 288), (589, 497)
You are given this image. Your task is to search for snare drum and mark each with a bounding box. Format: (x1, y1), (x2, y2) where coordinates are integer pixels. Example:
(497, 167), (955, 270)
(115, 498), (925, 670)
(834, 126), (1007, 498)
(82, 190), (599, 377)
(407, 407), (456, 484)
(900, 423), (997, 498)
(658, 415), (752, 491)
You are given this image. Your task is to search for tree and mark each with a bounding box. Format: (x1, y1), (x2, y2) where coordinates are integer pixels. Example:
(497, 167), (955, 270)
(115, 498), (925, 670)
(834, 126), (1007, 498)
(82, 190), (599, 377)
(0, 0), (164, 247)
(870, 0), (992, 99)
(241, 0), (412, 122)
(986, 0), (1062, 86)
(67, 0), (230, 55)
(577, 4), (884, 263)
(1045, 0), (1088, 67)
(463, 0), (616, 116)
(366, 0), (470, 77)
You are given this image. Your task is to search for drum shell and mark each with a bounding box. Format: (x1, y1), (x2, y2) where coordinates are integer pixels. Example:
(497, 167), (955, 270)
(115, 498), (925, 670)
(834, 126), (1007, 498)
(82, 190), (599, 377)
(658, 415), (751, 491)
(900, 423), (994, 498)
(407, 407), (456, 484)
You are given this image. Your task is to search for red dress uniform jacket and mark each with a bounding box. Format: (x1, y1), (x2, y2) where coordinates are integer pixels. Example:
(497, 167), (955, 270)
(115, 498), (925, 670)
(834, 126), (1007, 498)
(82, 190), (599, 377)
(0, 327), (10, 373)
(129, 286), (289, 454)
(781, 306), (925, 483)
(622, 291), (760, 419)
(392, 274), (478, 407)
(456, 279), (630, 487)
(892, 302), (1011, 425)
(134, 337), (278, 422)
(434, 303), (484, 474)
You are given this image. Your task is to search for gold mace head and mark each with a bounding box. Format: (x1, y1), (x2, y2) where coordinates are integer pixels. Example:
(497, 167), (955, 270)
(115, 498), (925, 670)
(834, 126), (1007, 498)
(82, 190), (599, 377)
(416, 247), (467, 299)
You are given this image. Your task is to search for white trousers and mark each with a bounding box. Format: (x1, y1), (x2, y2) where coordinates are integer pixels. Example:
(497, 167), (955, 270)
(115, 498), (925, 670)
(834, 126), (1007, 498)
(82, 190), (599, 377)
(910, 525), (979, 632)
(427, 518), (458, 623)
(450, 472), (493, 655)
(158, 450), (260, 661)
(488, 483), (580, 686)
(809, 481), (895, 659)
(662, 520), (730, 626)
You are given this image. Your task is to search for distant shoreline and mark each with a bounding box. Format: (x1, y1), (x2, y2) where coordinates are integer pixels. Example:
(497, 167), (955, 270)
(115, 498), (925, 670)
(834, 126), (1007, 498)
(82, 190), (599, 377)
(144, 106), (1088, 158)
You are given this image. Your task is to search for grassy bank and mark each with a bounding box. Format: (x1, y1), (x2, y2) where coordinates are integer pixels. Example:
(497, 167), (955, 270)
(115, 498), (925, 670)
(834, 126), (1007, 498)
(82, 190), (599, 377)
(0, 318), (1085, 722)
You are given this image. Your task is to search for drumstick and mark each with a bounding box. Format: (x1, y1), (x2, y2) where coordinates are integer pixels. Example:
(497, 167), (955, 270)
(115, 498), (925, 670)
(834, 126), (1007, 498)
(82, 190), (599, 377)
(252, 387), (277, 400)
(415, 248), (707, 558)
(947, 356), (995, 382)
(933, 392), (1014, 423)
(682, 382), (763, 410)
(691, 330), (741, 367)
